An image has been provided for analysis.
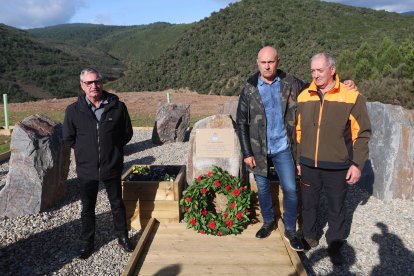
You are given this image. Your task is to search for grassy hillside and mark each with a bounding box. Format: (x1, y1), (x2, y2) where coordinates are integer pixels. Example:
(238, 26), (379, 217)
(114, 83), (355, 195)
(111, 0), (414, 107)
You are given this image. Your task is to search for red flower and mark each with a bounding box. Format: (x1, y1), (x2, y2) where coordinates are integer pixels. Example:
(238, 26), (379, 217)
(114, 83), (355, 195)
(218, 231), (223, 236)
(233, 189), (240, 196)
(236, 212), (243, 220)
(241, 186), (247, 190)
(190, 218), (196, 226)
(199, 231), (205, 234)
(185, 206), (189, 213)
(209, 221), (216, 229)
(223, 213), (229, 218)
(225, 219), (234, 228)
(196, 176), (203, 182)
(207, 171), (214, 177)
(225, 185), (231, 191)
(201, 188), (208, 194)
(214, 180), (220, 187)
(186, 196), (191, 202)
(202, 209), (207, 216)
(245, 208), (249, 213)
(230, 202), (236, 210)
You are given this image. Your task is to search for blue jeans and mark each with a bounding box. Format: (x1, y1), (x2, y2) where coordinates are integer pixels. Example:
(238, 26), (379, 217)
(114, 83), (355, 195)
(254, 147), (298, 231)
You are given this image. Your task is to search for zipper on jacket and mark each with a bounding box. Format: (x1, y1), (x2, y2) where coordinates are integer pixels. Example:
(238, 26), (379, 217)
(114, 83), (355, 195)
(97, 122), (101, 180)
(315, 92), (325, 167)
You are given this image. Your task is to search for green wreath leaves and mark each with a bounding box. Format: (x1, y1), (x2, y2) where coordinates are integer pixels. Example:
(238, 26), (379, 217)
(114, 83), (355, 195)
(180, 165), (251, 236)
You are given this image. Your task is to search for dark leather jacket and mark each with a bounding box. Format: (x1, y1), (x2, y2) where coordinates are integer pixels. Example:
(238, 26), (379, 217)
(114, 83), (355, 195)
(236, 70), (307, 177)
(63, 91), (133, 180)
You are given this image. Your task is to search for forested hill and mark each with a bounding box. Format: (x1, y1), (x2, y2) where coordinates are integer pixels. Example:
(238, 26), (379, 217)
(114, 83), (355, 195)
(29, 22), (188, 65)
(112, 0), (414, 106)
(2, 0), (414, 108)
(0, 24), (126, 102)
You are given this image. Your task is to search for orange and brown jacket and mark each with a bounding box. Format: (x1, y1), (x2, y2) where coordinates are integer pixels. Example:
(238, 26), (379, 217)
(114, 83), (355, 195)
(296, 74), (371, 171)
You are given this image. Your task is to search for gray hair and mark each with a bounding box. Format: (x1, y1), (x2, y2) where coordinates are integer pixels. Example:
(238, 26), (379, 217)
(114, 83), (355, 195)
(311, 52), (336, 68)
(80, 67), (103, 81)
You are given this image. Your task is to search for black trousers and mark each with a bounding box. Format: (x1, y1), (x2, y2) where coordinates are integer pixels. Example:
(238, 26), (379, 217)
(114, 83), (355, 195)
(300, 165), (348, 245)
(78, 176), (127, 244)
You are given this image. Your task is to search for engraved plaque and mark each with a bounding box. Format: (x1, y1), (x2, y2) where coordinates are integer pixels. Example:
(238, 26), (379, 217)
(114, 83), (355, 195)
(195, 129), (235, 158)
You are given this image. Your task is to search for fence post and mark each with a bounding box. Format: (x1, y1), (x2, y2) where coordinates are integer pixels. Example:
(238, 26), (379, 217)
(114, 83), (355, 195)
(3, 94), (8, 129)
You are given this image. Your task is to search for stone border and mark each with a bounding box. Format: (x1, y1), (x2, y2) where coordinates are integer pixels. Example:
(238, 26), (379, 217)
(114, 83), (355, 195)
(122, 218), (158, 276)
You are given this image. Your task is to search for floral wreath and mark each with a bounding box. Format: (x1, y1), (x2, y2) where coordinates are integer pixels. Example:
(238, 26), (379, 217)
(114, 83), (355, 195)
(180, 165), (251, 236)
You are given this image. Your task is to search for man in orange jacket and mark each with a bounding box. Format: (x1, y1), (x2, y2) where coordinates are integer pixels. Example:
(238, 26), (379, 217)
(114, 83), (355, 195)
(296, 52), (371, 265)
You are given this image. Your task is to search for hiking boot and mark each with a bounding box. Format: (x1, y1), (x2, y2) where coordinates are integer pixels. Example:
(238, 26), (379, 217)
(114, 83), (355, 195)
(255, 221), (275, 239)
(284, 230), (304, 251)
(328, 240), (344, 265)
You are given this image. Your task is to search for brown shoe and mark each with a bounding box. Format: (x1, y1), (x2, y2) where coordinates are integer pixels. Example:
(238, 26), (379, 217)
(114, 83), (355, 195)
(304, 237), (319, 248)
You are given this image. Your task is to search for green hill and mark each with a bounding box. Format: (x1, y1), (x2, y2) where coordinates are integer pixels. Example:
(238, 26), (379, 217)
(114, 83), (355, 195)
(110, 0), (414, 107)
(2, 0), (414, 108)
(29, 22), (189, 65)
(0, 23), (129, 102)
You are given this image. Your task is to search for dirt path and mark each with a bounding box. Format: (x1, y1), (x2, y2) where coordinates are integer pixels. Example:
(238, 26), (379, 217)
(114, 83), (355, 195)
(5, 90), (238, 117)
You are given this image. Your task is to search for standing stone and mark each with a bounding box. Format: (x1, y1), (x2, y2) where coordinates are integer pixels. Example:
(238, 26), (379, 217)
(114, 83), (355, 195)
(360, 102), (414, 201)
(186, 114), (243, 185)
(152, 103), (190, 145)
(0, 114), (70, 218)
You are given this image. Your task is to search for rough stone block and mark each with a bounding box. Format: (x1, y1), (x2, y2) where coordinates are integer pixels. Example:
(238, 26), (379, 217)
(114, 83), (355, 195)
(0, 114), (70, 218)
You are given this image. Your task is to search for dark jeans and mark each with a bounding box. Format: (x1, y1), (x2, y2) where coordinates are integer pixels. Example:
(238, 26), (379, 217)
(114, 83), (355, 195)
(254, 147), (299, 231)
(78, 176), (127, 244)
(300, 165), (348, 244)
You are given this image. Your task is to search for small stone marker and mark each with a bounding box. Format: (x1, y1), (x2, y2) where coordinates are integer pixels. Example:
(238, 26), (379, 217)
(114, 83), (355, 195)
(186, 114), (242, 185)
(152, 103), (190, 145)
(0, 114), (70, 218)
(219, 99), (239, 122)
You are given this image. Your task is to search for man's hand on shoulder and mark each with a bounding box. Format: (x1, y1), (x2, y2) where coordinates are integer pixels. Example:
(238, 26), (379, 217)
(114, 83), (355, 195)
(343, 80), (358, 91)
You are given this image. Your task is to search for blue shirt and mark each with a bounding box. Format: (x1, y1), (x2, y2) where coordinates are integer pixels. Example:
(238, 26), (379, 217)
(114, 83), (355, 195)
(258, 75), (288, 154)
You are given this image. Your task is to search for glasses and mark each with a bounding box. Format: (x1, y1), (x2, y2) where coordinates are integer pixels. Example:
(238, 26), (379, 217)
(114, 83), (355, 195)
(82, 80), (102, 86)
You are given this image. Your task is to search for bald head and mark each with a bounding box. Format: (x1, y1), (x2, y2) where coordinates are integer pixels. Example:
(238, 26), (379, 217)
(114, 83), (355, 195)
(257, 46), (280, 83)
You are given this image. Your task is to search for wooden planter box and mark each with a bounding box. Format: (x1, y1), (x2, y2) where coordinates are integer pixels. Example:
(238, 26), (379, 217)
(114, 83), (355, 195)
(121, 165), (186, 230)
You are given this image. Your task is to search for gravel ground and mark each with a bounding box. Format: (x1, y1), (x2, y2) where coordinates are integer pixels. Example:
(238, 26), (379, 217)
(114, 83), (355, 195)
(1, 129), (413, 275)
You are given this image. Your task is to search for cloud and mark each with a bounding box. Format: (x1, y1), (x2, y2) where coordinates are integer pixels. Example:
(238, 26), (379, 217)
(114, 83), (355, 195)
(323, 0), (414, 13)
(0, 0), (85, 29)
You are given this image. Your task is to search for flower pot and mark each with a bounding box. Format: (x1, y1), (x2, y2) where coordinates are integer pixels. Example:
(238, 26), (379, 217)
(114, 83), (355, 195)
(122, 165), (186, 230)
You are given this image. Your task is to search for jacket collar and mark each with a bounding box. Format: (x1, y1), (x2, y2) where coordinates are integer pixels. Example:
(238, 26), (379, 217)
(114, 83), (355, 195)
(77, 90), (119, 111)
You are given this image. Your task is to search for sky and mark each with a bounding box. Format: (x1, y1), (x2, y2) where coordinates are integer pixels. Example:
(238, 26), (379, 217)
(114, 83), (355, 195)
(0, 0), (413, 30)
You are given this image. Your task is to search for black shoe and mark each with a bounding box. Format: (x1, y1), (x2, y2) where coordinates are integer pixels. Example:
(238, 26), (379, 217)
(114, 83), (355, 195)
(255, 222), (275, 239)
(118, 237), (134, 253)
(328, 240), (344, 265)
(284, 230), (304, 251)
(79, 243), (94, 259)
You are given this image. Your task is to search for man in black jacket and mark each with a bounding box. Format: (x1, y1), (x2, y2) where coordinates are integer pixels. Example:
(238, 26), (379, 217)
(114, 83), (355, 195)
(63, 67), (134, 259)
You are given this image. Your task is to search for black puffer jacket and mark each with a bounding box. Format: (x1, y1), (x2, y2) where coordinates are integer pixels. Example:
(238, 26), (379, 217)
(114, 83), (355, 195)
(236, 70), (307, 177)
(63, 91), (133, 180)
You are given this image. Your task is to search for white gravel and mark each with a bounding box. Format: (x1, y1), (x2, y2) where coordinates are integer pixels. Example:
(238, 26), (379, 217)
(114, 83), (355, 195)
(0, 129), (413, 275)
